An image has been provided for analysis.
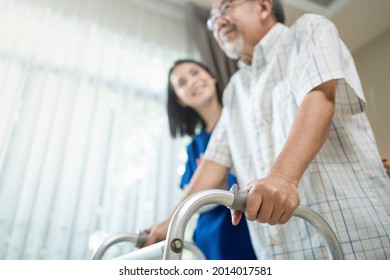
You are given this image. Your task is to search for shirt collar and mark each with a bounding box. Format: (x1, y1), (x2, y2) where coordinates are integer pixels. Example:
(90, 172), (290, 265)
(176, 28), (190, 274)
(238, 23), (288, 69)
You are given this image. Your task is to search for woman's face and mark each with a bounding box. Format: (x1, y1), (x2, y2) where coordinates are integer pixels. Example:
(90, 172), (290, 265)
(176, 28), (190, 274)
(170, 62), (218, 110)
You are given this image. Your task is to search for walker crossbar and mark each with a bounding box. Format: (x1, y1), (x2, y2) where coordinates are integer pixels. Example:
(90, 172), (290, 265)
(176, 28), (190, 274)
(91, 232), (205, 260)
(163, 186), (344, 260)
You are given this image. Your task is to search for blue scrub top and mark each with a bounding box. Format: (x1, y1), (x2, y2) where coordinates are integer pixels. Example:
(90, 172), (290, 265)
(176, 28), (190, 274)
(180, 130), (257, 260)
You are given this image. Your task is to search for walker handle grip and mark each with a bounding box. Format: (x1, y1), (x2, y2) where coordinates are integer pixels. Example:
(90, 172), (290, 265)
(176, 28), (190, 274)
(229, 184), (248, 212)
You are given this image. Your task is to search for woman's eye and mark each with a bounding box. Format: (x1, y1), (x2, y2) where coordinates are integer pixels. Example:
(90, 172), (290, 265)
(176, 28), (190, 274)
(190, 69), (199, 76)
(178, 79), (186, 87)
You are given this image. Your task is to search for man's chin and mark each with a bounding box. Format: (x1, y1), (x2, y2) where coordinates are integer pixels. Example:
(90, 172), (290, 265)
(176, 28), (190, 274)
(222, 43), (241, 59)
(225, 51), (240, 60)
(217, 34), (244, 59)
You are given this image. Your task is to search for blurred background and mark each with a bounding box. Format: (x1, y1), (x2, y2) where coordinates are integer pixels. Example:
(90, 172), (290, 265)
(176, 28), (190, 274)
(0, 0), (389, 259)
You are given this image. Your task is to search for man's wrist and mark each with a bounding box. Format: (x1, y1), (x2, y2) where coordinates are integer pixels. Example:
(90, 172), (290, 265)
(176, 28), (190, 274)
(268, 170), (300, 187)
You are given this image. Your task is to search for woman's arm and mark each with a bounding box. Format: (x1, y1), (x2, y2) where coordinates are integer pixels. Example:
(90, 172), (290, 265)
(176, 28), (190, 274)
(141, 159), (229, 247)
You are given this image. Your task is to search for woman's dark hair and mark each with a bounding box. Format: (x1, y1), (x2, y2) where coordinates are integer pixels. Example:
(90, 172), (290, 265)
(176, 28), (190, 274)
(167, 59), (223, 138)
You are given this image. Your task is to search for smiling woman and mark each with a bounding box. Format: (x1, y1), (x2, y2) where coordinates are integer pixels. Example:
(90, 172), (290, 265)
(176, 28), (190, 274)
(141, 59), (257, 260)
(0, 0), (194, 259)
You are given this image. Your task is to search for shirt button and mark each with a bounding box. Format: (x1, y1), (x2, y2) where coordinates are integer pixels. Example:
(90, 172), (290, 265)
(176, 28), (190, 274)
(270, 239), (278, 245)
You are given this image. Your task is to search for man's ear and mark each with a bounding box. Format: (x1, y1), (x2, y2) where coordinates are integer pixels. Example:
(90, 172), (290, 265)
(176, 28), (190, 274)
(259, 0), (273, 21)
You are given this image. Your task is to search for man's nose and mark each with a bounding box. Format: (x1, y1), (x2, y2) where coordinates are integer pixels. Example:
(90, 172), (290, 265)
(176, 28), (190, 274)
(214, 16), (229, 34)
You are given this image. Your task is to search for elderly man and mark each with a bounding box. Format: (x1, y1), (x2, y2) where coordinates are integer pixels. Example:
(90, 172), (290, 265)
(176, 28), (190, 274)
(144, 0), (390, 259)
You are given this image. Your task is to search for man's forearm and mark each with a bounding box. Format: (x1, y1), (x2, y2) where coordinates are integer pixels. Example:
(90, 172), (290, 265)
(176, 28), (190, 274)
(269, 80), (337, 184)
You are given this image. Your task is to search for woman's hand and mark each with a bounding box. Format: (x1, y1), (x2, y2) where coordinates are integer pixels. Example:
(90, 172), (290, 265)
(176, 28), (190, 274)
(138, 218), (171, 248)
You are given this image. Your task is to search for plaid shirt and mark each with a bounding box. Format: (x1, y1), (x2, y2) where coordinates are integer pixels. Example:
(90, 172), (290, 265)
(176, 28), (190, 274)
(204, 14), (390, 259)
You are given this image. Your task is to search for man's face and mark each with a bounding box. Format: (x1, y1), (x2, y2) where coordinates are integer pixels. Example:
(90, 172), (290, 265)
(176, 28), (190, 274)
(210, 0), (247, 59)
(210, 0), (272, 61)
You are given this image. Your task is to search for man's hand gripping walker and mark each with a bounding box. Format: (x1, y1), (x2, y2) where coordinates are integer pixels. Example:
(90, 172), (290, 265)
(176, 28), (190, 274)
(163, 184), (344, 260)
(91, 184), (344, 260)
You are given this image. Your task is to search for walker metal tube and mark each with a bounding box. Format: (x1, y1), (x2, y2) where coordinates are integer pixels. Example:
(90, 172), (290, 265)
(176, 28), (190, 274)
(91, 233), (141, 260)
(163, 189), (235, 260)
(292, 206), (344, 260)
(163, 188), (344, 260)
(113, 240), (206, 260)
(113, 241), (166, 260)
(91, 232), (206, 260)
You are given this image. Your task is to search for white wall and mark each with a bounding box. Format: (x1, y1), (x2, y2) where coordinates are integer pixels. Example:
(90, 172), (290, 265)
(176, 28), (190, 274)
(353, 27), (390, 158)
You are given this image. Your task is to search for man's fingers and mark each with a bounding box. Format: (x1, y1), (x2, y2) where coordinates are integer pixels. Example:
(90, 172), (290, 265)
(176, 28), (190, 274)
(231, 209), (242, 225)
(256, 197), (274, 223)
(245, 186), (262, 221)
(279, 210), (293, 224)
(268, 207), (285, 225)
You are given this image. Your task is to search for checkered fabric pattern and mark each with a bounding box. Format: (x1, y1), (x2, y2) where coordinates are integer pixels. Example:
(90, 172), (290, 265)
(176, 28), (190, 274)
(204, 14), (390, 259)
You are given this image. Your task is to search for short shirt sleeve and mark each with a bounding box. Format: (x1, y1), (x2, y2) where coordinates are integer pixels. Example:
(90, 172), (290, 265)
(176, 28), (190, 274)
(289, 14), (366, 115)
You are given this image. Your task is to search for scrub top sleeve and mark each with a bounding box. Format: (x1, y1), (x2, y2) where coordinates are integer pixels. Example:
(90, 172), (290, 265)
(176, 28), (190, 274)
(179, 145), (195, 189)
